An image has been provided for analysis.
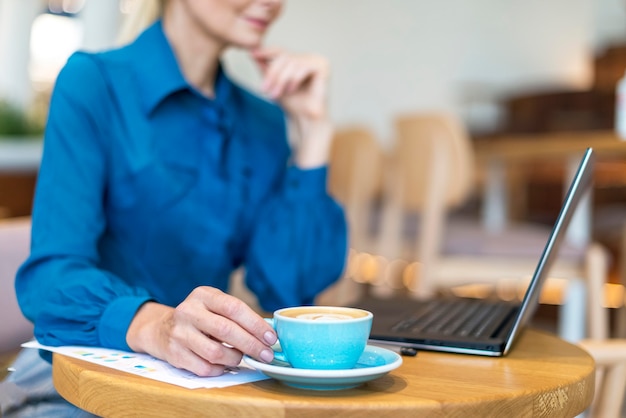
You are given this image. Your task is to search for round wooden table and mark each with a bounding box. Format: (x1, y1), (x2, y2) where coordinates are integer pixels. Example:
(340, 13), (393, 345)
(53, 329), (595, 417)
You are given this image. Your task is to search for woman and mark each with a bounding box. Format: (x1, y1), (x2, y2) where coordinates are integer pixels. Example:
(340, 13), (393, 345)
(1, 0), (346, 415)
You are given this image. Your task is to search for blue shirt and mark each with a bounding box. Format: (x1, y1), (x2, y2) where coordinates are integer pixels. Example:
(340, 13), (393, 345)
(16, 21), (347, 352)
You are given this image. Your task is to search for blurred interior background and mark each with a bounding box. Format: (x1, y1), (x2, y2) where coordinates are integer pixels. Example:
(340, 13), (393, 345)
(1, 2), (626, 309)
(1, 0), (625, 141)
(3, 0), (626, 270)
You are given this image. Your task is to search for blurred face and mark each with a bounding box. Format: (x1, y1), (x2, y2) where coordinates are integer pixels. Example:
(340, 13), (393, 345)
(174, 0), (284, 49)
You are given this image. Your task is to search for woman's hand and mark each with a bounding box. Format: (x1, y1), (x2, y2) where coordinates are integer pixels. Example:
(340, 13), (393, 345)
(126, 287), (277, 377)
(252, 47), (334, 168)
(252, 47), (330, 121)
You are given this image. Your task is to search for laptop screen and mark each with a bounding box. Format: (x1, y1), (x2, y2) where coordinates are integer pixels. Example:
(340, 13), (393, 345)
(503, 147), (594, 354)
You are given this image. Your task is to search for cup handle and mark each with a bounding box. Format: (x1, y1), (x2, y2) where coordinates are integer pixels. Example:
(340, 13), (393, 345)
(264, 318), (289, 364)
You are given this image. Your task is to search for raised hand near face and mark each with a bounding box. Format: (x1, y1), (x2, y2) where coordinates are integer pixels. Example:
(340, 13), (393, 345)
(252, 47), (330, 121)
(252, 47), (334, 168)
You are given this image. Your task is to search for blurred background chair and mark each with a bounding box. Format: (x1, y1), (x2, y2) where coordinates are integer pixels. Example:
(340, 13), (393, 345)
(612, 222), (626, 339)
(315, 126), (385, 307)
(374, 112), (474, 296)
(577, 243), (626, 418)
(327, 125), (384, 254)
(0, 217), (33, 380)
(370, 112), (609, 342)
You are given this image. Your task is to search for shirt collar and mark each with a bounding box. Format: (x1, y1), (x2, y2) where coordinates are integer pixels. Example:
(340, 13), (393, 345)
(127, 20), (233, 114)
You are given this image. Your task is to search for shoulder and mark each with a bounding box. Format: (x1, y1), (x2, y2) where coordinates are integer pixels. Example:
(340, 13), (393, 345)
(49, 48), (137, 137)
(52, 43), (145, 115)
(49, 52), (110, 120)
(56, 38), (141, 85)
(54, 47), (124, 95)
(55, 51), (104, 87)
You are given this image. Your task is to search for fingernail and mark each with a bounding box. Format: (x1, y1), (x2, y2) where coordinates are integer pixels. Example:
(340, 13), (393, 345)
(260, 349), (274, 363)
(264, 331), (277, 345)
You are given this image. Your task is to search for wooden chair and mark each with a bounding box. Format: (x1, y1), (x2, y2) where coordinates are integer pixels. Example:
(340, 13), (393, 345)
(614, 221), (626, 338)
(317, 126), (385, 306)
(0, 217), (33, 379)
(327, 126), (384, 254)
(375, 113), (475, 296)
(577, 244), (626, 418)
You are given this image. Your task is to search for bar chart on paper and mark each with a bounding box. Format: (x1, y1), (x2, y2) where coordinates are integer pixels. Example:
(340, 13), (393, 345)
(22, 340), (268, 389)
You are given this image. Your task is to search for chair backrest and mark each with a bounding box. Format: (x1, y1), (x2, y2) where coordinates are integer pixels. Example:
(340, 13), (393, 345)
(328, 126), (384, 251)
(394, 113), (475, 211)
(382, 113), (475, 296)
(328, 126), (383, 207)
(0, 217), (33, 353)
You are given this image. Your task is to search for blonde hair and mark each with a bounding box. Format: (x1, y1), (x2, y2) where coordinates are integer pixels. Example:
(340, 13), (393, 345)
(116, 0), (166, 45)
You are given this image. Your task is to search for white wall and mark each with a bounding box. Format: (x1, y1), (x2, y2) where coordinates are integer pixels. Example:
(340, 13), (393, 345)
(2, 0), (626, 143)
(225, 0), (626, 145)
(593, 0), (626, 48)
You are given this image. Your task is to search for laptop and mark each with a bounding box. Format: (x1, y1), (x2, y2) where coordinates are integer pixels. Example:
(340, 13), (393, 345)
(355, 147), (595, 356)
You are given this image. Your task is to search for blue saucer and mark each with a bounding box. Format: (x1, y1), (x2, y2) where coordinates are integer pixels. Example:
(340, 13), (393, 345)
(243, 345), (402, 390)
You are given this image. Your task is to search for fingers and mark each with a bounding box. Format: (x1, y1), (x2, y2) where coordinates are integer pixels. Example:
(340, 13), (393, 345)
(166, 342), (228, 377)
(176, 287), (277, 366)
(127, 302), (230, 377)
(276, 57), (326, 100)
(127, 293), (276, 378)
(266, 59), (315, 99)
(250, 46), (282, 71)
(252, 47), (328, 101)
(166, 328), (252, 377)
(195, 286), (277, 346)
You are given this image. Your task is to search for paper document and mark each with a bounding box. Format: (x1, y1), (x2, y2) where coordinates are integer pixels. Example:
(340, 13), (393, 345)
(22, 340), (269, 389)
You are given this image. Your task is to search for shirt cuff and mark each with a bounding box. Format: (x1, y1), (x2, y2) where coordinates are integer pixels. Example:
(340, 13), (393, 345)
(98, 295), (154, 351)
(284, 166), (328, 200)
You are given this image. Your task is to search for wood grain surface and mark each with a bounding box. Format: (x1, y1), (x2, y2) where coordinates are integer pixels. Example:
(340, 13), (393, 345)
(52, 329), (594, 418)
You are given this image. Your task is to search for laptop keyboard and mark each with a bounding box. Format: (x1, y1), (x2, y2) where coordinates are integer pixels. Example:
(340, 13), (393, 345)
(391, 299), (516, 338)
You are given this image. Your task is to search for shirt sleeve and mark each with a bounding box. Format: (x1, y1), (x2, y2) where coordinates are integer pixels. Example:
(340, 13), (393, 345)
(15, 53), (153, 351)
(244, 165), (348, 312)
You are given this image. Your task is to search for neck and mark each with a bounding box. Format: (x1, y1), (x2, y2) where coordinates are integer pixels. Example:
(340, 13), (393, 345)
(162, 5), (223, 98)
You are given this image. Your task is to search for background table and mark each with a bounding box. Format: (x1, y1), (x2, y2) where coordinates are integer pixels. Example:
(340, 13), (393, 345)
(53, 329), (594, 417)
(475, 130), (626, 246)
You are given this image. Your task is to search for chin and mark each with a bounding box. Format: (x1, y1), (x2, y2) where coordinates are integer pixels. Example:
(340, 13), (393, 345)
(232, 38), (264, 50)
(227, 28), (267, 49)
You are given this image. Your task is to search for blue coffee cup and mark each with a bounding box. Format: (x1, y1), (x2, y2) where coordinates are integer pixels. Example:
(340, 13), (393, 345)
(265, 306), (373, 370)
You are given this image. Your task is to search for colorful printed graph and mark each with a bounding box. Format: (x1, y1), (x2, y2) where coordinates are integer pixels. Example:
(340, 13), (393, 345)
(22, 340), (268, 389)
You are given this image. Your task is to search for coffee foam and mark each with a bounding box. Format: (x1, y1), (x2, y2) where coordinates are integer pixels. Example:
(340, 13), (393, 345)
(295, 313), (353, 321)
(280, 307), (368, 320)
